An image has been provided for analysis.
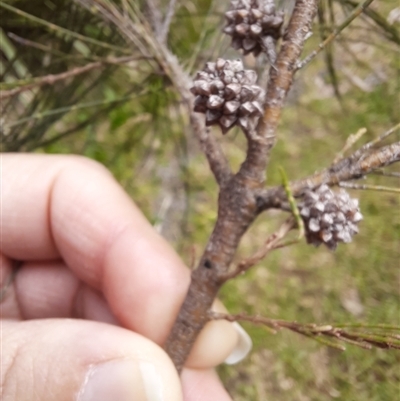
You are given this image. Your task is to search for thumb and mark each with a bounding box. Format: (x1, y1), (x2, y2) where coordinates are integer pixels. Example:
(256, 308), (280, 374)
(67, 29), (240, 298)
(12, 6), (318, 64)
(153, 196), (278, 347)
(1, 319), (182, 401)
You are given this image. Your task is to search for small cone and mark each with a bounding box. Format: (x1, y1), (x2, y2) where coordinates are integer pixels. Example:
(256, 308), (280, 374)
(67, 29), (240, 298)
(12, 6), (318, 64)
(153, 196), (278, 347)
(223, 0), (284, 62)
(300, 185), (363, 250)
(190, 59), (265, 134)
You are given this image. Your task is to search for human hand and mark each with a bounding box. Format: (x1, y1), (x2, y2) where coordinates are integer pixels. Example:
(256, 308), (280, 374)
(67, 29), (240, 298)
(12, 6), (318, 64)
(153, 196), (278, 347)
(1, 154), (251, 401)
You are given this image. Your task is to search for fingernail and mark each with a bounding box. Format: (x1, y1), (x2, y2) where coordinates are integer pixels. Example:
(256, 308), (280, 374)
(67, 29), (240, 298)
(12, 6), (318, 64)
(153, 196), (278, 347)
(78, 359), (165, 401)
(185, 299), (253, 369)
(224, 322), (252, 365)
(212, 299), (252, 365)
(139, 361), (165, 401)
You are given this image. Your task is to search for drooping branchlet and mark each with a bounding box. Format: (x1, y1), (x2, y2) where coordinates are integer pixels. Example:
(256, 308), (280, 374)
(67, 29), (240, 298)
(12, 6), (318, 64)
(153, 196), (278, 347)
(300, 185), (363, 250)
(190, 58), (265, 133)
(223, 0), (284, 63)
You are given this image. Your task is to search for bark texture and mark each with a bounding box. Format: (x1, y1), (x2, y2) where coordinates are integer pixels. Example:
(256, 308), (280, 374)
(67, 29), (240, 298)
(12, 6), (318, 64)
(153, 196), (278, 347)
(164, 0), (319, 372)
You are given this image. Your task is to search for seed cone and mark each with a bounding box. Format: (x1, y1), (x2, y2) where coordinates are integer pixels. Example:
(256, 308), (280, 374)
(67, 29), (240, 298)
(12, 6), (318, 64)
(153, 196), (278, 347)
(190, 58), (265, 133)
(223, 0), (284, 62)
(300, 185), (363, 250)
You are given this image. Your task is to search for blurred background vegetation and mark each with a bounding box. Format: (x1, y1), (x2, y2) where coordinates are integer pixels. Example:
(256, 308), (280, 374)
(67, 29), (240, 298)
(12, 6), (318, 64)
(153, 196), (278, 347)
(1, 0), (399, 399)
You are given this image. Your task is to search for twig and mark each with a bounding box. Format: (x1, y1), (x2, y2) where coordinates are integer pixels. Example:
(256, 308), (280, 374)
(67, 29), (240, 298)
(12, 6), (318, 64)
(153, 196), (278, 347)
(209, 312), (400, 350)
(144, 0), (163, 37)
(334, 323), (400, 330)
(186, 1), (220, 74)
(256, 141), (400, 211)
(357, 122), (400, 154)
(150, 31), (233, 186)
(0, 2), (130, 54)
(317, 2), (342, 104)
(80, 0), (152, 57)
(371, 170), (400, 178)
(333, 127), (367, 164)
(297, 0), (376, 69)
(340, 0), (400, 45)
(23, 85), (146, 151)
(5, 92), (149, 129)
(279, 167), (304, 239)
(0, 56), (141, 99)
(221, 217), (295, 281)
(159, 0), (178, 44)
(193, 126), (233, 187)
(6, 32), (93, 63)
(304, 141), (400, 186)
(338, 182), (400, 194)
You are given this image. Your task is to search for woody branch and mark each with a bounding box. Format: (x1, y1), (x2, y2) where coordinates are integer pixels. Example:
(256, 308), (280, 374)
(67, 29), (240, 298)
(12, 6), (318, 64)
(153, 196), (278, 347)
(209, 312), (400, 351)
(164, 0), (318, 372)
(256, 140), (400, 212)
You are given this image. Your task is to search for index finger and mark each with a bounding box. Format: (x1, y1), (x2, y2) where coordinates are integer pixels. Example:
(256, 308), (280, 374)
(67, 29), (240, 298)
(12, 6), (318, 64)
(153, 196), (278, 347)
(1, 153), (190, 343)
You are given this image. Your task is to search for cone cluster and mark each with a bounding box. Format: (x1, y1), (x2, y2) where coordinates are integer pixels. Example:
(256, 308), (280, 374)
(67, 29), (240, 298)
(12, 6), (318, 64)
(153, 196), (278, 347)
(223, 0), (284, 61)
(190, 58), (265, 133)
(300, 185), (363, 250)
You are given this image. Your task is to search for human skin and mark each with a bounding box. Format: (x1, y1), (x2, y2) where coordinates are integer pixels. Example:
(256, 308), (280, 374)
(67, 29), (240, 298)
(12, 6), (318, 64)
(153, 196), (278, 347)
(0, 154), (236, 401)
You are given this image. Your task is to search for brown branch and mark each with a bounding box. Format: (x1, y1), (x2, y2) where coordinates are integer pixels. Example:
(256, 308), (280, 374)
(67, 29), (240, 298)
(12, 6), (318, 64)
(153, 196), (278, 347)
(129, 29), (233, 186)
(0, 56), (142, 99)
(164, 0), (318, 373)
(153, 46), (233, 188)
(191, 124), (233, 188)
(296, 141), (400, 189)
(210, 312), (400, 351)
(239, 0), (318, 184)
(221, 217), (295, 281)
(256, 141), (400, 211)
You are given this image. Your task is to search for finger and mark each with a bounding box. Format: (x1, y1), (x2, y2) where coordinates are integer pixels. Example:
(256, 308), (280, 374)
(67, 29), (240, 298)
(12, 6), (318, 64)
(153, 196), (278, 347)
(181, 369), (232, 401)
(3, 259), (252, 370)
(2, 261), (252, 370)
(2, 154), (252, 370)
(11, 261), (118, 324)
(185, 299), (252, 369)
(1, 154), (190, 343)
(2, 319), (182, 401)
(0, 257), (118, 324)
